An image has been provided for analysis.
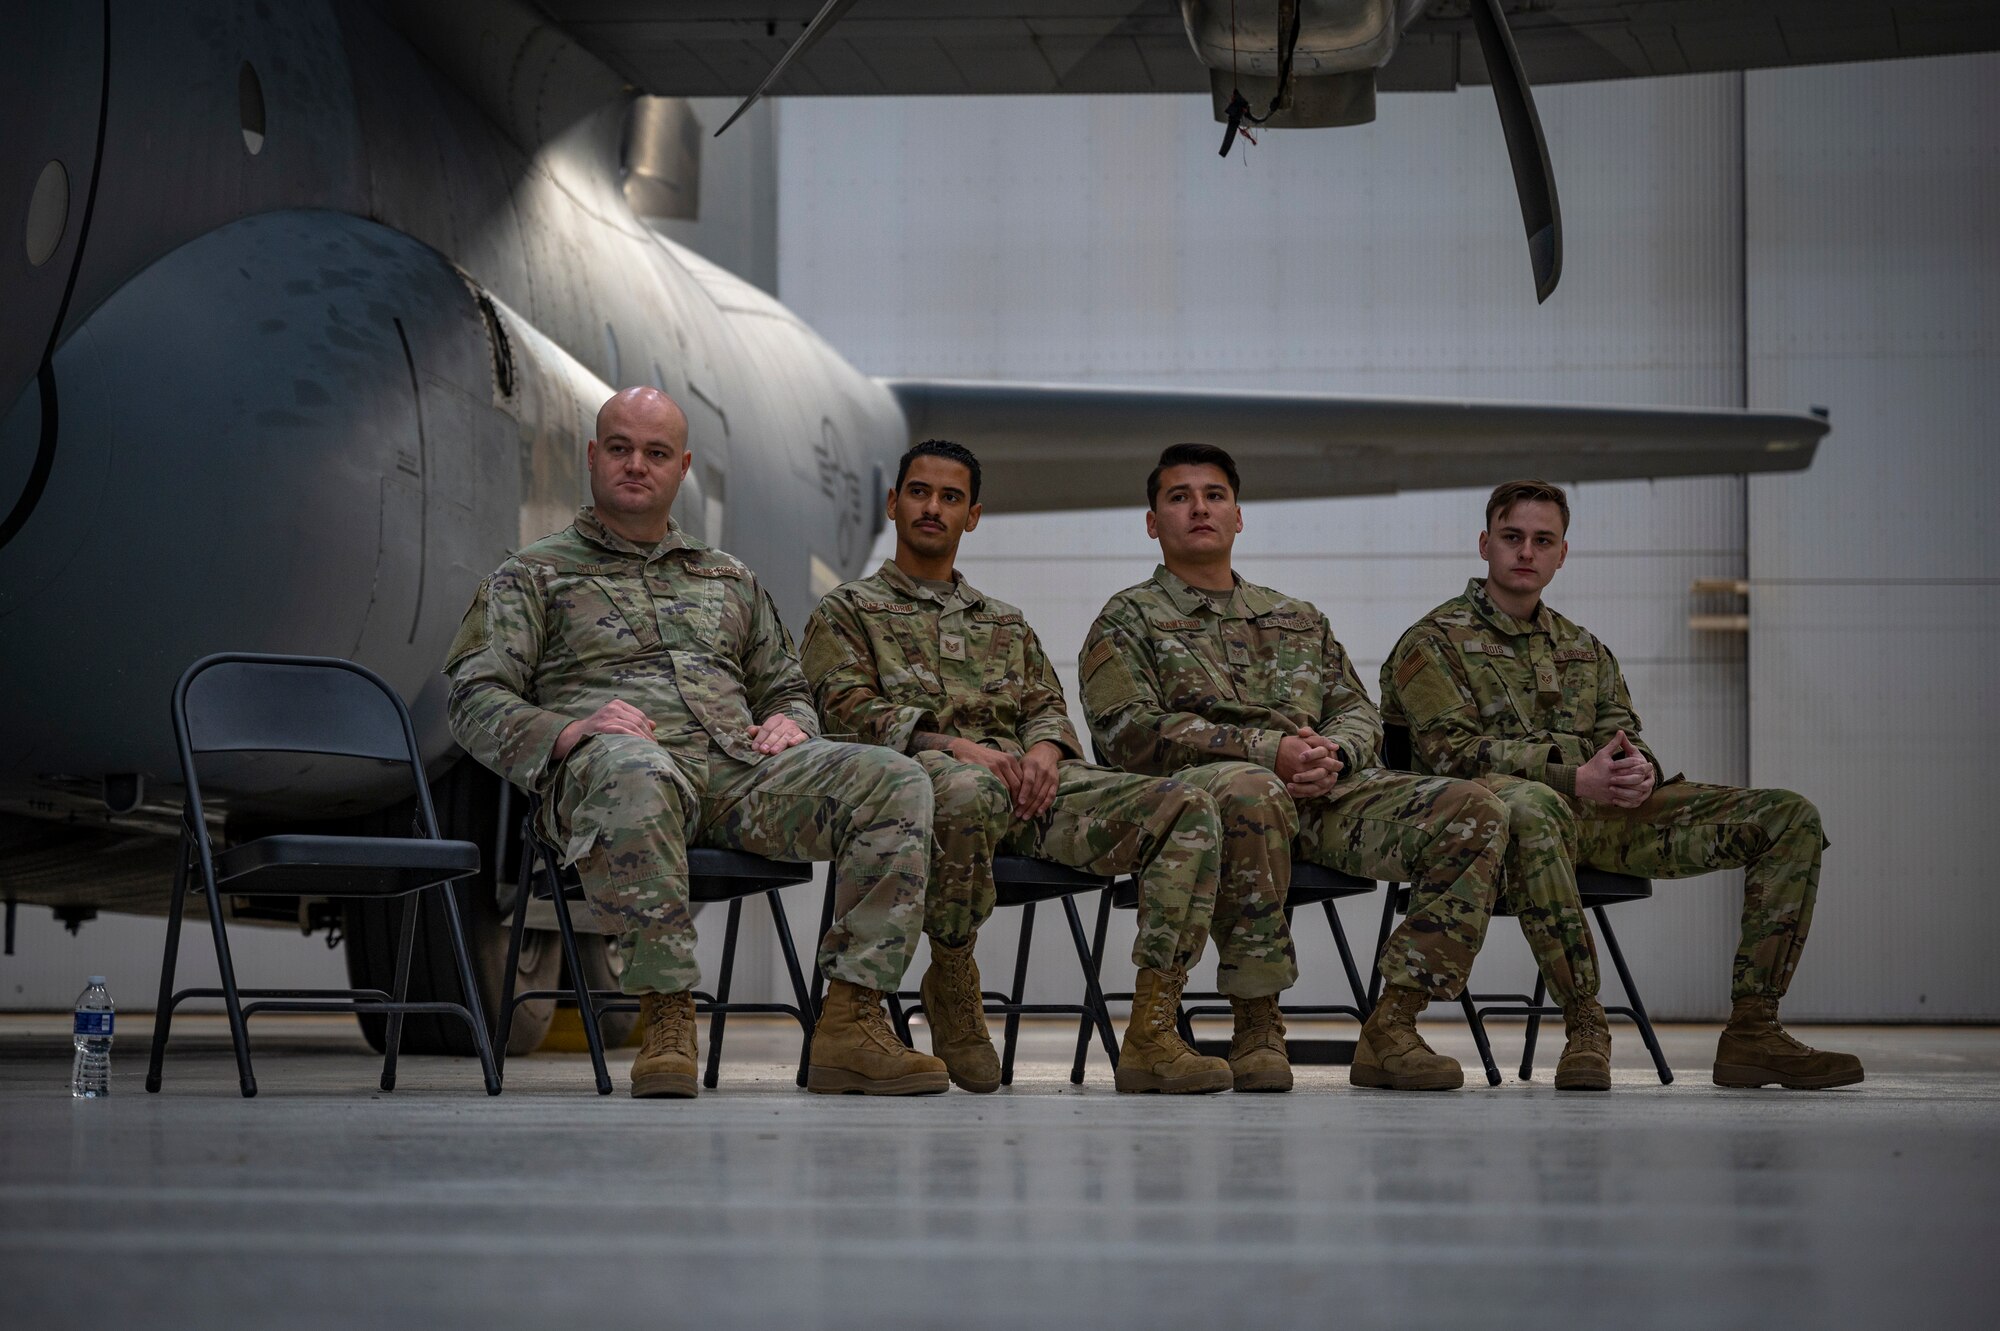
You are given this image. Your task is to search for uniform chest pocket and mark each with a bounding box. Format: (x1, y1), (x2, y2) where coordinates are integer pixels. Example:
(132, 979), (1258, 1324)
(545, 567), (659, 663)
(651, 568), (733, 653)
(858, 599), (942, 697)
(1149, 617), (1231, 706)
(1553, 646), (1599, 732)
(1258, 615), (1320, 709)
(1456, 637), (1531, 730)
(966, 611), (1026, 730)
(968, 612), (1024, 684)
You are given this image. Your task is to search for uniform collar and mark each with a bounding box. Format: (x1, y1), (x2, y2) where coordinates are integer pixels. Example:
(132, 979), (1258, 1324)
(876, 558), (982, 611)
(1466, 577), (1549, 636)
(1151, 564), (1281, 620)
(574, 506), (705, 559)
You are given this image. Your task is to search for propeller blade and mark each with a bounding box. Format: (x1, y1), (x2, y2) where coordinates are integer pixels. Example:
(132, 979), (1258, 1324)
(1470, 0), (1562, 302)
(714, 0), (863, 138)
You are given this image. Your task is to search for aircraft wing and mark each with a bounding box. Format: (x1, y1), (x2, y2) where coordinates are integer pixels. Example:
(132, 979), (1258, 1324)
(542, 1), (2000, 98)
(882, 378), (1825, 512)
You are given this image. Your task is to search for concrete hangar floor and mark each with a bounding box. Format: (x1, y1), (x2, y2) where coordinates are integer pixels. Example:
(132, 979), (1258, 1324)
(2, 1014), (1994, 1329)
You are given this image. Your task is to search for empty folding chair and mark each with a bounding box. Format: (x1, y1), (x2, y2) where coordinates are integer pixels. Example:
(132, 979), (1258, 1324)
(147, 653), (499, 1098)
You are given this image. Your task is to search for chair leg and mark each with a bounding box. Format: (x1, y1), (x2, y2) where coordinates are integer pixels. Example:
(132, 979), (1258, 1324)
(1073, 889), (1116, 1080)
(1458, 992), (1502, 1087)
(1323, 898), (1370, 1014)
(435, 881), (502, 1096)
(492, 858), (533, 1084)
(767, 888), (816, 1088)
(1520, 972), (1548, 1081)
(1596, 906), (1673, 1085)
(809, 869), (837, 1019)
(196, 866), (257, 1098)
(379, 892), (422, 1092)
(547, 858), (612, 1095)
(1366, 888), (1398, 1010)
(704, 898), (743, 1090)
(1060, 893), (1118, 1084)
(145, 833), (194, 1093)
(887, 990), (914, 1048)
(999, 902), (1035, 1087)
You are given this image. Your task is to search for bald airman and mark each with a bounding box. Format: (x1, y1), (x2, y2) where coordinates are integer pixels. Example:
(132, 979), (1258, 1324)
(445, 387), (947, 1098)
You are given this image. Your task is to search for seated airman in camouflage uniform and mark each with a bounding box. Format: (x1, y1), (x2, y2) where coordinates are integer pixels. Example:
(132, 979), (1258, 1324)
(445, 387), (947, 1099)
(802, 441), (1233, 1094)
(1380, 479), (1861, 1090)
(1081, 444), (1513, 1092)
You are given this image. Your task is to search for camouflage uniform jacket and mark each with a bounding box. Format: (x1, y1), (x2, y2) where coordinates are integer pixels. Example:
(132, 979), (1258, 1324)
(1381, 577), (1665, 797)
(444, 507), (819, 792)
(1079, 564), (1381, 778)
(800, 559), (1082, 759)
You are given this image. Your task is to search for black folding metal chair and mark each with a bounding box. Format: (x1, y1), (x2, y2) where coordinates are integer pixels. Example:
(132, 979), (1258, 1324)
(147, 653), (500, 1098)
(813, 856), (1120, 1087)
(496, 799), (817, 1093)
(1375, 723), (1673, 1086)
(1368, 873), (1673, 1086)
(1073, 860), (1379, 1076)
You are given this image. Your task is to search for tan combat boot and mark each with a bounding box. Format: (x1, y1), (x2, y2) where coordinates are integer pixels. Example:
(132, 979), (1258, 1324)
(1554, 996), (1612, 1091)
(1227, 994), (1294, 1093)
(1713, 996), (1864, 1089)
(630, 991), (699, 1099)
(808, 979), (951, 1095)
(1115, 966), (1233, 1094)
(1351, 987), (1464, 1091)
(921, 937), (1001, 1093)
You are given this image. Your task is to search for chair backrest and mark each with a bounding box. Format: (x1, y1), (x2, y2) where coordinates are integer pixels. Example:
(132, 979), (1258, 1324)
(172, 653), (437, 837)
(180, 657), (413, 759)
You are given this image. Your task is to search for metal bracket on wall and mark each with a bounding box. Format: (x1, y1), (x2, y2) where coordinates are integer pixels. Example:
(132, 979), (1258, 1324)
(1689, 577), (1750, 632)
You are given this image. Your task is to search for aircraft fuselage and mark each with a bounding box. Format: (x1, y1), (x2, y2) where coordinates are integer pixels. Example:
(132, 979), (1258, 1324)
(0, 0), (902, 907)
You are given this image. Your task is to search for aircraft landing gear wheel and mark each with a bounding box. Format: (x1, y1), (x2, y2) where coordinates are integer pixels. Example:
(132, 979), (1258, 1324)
(564, 932), (639, 1050)
(342, 760), (559, 1056)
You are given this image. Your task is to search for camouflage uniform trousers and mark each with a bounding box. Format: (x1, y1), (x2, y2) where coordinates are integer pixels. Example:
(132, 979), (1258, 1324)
(546, 732), (932, 995)
(1294, 768), (1509, 1001)
(1154, 762), (1300, 999)
(1479, 774), (1826, 1002)
(917, 753), (1220, 971)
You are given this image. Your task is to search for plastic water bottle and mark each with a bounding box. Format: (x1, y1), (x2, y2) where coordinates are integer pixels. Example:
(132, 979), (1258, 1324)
(71, 976), (113, 1098)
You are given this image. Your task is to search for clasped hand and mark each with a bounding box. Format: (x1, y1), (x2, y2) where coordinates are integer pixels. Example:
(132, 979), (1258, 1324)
(1575, 729), (1654, 808)
(952, 739), (1062, 820)
(1276, 727), (1343, 800)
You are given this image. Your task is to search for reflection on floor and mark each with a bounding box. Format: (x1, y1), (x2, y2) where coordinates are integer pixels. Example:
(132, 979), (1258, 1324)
(2, 1013), (1995, 1330)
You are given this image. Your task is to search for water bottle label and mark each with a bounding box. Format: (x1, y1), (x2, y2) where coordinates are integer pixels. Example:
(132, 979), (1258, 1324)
(74, 1012), (113, 1037)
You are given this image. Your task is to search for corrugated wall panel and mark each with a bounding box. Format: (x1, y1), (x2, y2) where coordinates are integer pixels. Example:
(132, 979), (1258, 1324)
(1746, 53), (2000, 1019)
(781, 75), (1755, 1018)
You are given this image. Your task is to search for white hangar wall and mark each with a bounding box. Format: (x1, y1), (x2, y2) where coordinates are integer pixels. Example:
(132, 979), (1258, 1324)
(777, 54), (1998, 1021)
(1745, 56), (1999, 1020)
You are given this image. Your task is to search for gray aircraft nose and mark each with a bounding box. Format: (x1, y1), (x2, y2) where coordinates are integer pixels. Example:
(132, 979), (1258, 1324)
(0, 210), (511, 801)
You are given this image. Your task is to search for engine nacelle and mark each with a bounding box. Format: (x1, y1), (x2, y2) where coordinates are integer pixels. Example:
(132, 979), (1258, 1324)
(0, 210), (521, 818)
(1180, 0), (1431, 128)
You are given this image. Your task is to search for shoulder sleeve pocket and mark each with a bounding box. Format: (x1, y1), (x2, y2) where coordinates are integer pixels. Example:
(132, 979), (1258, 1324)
(1081, 635), (1145, 712)
(799, 615), (854, 685)
(1397, 648), (1465, 728)
(443, 579), (491, 674)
